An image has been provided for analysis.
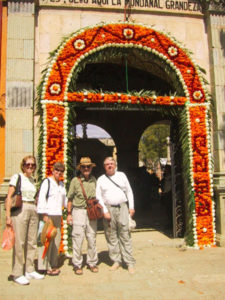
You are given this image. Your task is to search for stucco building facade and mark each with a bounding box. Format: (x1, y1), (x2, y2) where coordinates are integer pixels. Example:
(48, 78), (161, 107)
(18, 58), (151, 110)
(0, 0), (224, 247)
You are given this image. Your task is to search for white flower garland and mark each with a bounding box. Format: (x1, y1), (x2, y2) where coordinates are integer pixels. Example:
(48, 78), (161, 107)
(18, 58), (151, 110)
(186, 102), (215, 248)
(40, 21), (210, 106)
(39, 21), (215, 248)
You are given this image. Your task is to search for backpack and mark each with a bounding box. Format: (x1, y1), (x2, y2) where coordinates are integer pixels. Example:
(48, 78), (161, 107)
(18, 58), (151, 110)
(35, 178), (50, 205)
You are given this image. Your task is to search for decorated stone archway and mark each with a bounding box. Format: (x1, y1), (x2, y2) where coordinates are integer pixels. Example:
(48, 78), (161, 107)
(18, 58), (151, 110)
(37, 22), (215, 250)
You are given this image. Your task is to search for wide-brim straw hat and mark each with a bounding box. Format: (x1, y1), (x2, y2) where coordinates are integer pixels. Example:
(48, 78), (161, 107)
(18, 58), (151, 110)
(76, 157), (96, 170)
(41, 219), (57, 245)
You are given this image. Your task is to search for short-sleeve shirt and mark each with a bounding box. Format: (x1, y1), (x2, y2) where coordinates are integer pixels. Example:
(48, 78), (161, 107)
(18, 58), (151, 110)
(67, 175), (96, 208)
(9, 173), (36, 202)
(37, 177), (67, 216)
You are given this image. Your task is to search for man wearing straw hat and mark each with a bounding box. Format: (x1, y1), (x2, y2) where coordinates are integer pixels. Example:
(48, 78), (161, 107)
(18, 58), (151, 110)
(67, 157), (98, 275)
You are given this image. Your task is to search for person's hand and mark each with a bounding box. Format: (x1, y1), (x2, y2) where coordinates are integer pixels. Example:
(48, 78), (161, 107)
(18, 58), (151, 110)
(67, 214), (73, 225)
(129, 209), (135, 218)
(104, 212), (111, 221)
(6, 216), (12, 227)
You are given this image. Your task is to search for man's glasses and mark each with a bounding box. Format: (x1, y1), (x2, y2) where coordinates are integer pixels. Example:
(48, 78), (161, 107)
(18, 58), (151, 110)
(24, 163), (36, 168)
(55, 168), (64, 173)
(81, 165), (91, 169)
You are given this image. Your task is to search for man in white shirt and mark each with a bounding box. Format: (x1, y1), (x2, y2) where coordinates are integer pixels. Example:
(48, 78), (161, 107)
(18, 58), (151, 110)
(96, 157), (135, 274)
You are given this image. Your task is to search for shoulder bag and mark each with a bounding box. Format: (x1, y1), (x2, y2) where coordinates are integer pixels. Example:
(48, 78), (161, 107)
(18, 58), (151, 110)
(105, 175), (136, 230)
(78, 177), (103, 220)
(9, 174), (22, 212)
(105, 174), (128, 201)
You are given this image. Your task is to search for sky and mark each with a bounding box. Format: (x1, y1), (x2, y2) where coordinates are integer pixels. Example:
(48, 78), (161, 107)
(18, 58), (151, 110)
(76, 124), (111, 138)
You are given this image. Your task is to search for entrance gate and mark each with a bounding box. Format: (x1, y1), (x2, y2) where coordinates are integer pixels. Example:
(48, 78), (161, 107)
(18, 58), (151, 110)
(37, 22), (215, 248)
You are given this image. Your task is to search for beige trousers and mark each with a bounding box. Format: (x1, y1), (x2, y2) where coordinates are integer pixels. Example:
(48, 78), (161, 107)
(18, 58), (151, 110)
(11, 203), (39, 277)
(38, 215), (62, 271)
(104, 202), (135, 267)
(72, 208), (98, 268)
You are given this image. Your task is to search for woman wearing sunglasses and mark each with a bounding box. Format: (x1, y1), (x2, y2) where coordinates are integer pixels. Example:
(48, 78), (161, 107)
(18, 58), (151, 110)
(5, 155), (44, 285)
(37, 162), (67, 276)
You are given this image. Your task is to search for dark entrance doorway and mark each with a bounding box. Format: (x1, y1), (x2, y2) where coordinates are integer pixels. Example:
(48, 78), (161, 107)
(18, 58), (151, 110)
(70, 105), (185, 237)
(68, 49), (186, 237)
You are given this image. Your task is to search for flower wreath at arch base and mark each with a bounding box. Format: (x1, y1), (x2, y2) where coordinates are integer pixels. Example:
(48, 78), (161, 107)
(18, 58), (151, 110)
(37, 22), (216, 254)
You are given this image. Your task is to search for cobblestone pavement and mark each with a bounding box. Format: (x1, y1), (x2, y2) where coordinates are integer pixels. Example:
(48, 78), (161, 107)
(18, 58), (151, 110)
(0, 230), (225, 300)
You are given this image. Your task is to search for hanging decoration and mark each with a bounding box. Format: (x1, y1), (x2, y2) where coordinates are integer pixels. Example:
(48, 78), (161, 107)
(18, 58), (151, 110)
(37, 22), (215, 251)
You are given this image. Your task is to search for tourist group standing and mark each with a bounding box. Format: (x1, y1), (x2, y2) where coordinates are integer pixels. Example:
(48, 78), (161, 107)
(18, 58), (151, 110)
(5, 156), (136, 285)
(5, 156), (44, 285)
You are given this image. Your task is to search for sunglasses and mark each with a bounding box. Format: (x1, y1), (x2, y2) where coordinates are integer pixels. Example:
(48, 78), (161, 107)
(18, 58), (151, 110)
(55, 168), (64, 173)
(81, 165), (91, 169)
(24, 163), (36, 168)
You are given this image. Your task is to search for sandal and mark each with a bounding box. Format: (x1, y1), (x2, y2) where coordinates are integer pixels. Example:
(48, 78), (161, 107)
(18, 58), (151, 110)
(88, 265), (98, 273)
(74, 266), (83, 275)
(47, 269), (60, 276)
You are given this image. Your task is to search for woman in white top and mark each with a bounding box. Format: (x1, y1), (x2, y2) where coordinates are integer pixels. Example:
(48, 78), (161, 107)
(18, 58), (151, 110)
(5, 155), (44, 285)
(37, 162), (67, 276)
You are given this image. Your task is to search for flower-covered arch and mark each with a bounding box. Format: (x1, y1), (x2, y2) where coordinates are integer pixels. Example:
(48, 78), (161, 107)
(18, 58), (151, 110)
(38, 22), (215, 250)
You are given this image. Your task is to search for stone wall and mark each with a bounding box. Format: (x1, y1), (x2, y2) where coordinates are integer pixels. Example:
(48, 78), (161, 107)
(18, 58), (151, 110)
(209, 13), (225, 177)
(208, 12), (225, 245)
(5, 1), (35, 177)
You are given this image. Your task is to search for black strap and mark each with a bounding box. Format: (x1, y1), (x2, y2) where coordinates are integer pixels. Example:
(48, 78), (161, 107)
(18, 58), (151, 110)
(14, 174), (21, 195)
(45, 178), (50, 200)
(105, 175), (128, 201)
(36, 178), (50, 202)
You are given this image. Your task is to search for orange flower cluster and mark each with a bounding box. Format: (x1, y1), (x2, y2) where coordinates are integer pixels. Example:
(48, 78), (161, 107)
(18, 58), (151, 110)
(67, 92), (187, 106)
(45, 103), (65, 176)
(189, 106), (214, 246)
(196, 216), (214, 247)
(41, 23), (214, 247)
(44, 24), (205, 104)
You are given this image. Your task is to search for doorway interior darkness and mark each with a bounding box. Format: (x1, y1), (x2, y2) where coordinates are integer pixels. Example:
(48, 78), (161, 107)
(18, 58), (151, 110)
(69, 47), (184, 96)
(72, 105), (185, 237)
(69, 54), (186, 236)
(67, 53), (185, 237)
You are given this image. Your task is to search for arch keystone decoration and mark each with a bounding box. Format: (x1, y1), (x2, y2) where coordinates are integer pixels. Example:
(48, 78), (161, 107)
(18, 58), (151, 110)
(37, 22), (215, 250)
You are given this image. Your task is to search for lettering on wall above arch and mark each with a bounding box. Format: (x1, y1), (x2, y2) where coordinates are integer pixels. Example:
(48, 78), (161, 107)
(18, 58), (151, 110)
(39, 0), (203, 14)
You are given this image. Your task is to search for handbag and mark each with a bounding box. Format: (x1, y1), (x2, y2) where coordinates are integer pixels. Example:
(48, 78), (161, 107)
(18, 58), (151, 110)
(1, 226), (15, 250)
(10, 174), (22, 212)
(41, 218), (57, 245)
(78, 177), (103, 220)
(41, 218), (57, 258)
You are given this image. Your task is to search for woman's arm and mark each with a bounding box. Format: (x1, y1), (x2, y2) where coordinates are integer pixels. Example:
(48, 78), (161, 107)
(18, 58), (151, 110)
(5, 185), (16, 226)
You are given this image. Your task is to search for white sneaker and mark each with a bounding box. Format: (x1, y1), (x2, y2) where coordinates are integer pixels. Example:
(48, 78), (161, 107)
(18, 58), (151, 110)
(14, 275), (30, 285)
(25, 271), (45, 280)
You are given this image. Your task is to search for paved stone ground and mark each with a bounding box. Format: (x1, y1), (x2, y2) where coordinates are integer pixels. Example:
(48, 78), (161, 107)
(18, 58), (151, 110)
(0, 230), (225, 300)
